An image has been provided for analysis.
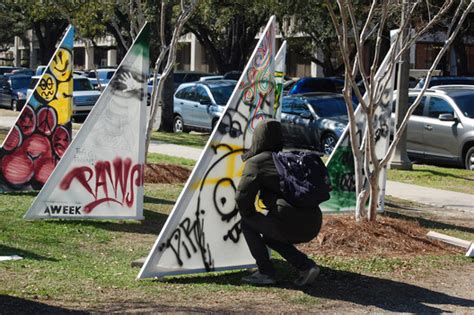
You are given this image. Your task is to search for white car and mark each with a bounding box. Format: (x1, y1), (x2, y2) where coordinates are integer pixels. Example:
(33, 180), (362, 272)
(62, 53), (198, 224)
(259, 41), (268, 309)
(87, 69), (116, 89)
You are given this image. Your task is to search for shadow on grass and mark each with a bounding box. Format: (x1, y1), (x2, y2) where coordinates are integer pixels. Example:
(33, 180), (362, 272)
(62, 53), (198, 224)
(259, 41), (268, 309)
(385, 210), (474, 234)
(144, 195), (176, 205)
(0, 295), (86, 314)
(0, 191), (38, 197)
(410, 167), (474, 182)
(0, 245), (57, 262)
(161, 261), (474, 313)
(56, 209), (168, 235)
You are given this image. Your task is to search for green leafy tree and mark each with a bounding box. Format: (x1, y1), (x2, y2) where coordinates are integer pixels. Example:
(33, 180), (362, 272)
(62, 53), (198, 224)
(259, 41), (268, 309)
(280, 0), (373, 77)
(185, 0), (278, 73)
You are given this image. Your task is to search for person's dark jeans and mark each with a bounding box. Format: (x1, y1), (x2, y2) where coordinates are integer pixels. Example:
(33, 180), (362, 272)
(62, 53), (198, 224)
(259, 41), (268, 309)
(241, 212), (315, 277)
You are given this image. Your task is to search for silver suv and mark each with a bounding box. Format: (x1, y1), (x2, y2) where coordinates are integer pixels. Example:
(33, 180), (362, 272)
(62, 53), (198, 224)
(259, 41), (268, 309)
(404, 86), (474, 170)
(173, 80), (236, 132)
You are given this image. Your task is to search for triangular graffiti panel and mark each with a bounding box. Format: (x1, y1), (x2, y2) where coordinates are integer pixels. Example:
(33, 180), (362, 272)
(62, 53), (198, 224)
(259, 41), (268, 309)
(273, 40), (287, 120)
(322, 37), (399, 212)
(138, 16), (276, 279)
(0, 26), (74, 192)
(24, 24), (150, 220)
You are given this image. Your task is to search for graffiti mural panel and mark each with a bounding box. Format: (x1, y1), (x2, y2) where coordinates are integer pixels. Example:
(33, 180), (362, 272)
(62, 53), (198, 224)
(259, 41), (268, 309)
(24, 24), (149, 220)
(0, 26), (74, 192)
(138, 17), (276, 279)
(322, 40), (399, 212)
(273, 40), (287, 120)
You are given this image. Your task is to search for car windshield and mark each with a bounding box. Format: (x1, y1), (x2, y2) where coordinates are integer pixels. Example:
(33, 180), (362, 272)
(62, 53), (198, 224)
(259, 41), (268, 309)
(452, 94), (474, 118)
(307, 97), (348, 117)
(74, 78), (93, 91)
(10, 77), (31, 89)
(208, 84), (236, 105)
(28, 78), (39, 89)
(98, 71), (115, 79)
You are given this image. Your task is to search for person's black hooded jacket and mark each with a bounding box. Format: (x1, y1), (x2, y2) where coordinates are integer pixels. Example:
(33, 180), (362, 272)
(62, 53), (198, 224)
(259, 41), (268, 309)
(235, 119), (322, 243)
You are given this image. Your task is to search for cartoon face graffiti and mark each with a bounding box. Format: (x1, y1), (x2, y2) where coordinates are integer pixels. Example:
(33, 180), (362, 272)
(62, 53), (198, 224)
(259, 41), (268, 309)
(17, 105), (36, 136)
(51, 48), (72, 82)
(36, 73), (57, 102)
(52, 126), (70, 157)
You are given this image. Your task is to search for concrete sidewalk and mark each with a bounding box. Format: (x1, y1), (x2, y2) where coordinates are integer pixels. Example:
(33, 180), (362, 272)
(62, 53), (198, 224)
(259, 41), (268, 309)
(385, 180), (473, 213)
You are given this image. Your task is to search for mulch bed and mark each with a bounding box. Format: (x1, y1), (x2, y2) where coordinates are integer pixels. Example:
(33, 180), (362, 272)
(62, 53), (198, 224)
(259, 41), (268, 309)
(300, 214), (461, 257)
(144, 163), (191, 184)
(144, 163), (460, 258)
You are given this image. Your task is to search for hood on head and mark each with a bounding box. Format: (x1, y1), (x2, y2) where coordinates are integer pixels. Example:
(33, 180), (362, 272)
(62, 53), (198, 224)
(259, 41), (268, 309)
(242, 119), (283, 161)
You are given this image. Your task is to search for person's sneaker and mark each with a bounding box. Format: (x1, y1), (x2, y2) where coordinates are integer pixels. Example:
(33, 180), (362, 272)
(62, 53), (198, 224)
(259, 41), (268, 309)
(242, 271), (276, 285)
(294, 265), (320, 286)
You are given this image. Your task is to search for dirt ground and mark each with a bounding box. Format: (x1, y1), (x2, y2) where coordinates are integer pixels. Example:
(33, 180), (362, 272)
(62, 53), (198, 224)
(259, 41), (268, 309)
(144, 163), (191, 184)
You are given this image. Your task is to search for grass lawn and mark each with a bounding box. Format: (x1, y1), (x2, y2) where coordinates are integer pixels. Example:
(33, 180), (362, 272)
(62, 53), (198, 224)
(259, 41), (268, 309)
(151, 131), (209, 148)
(0, 184), (471, 311)
(147, 152), (196, 168)
(388, 164), (474, 195)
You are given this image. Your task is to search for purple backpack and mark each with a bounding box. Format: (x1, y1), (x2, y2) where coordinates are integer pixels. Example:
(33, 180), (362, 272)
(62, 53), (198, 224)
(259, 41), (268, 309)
(272, 151), (332, 207)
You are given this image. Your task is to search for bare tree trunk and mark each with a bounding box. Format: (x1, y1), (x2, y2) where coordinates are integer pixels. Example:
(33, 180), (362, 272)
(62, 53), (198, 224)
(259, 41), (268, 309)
(325, 0), (472, 222)
(145, 0), (200, 160)
(159, 72), (174, 132)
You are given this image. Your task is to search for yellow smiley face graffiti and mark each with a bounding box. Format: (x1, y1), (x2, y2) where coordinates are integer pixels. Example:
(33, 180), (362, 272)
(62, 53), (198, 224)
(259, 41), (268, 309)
(36, 73), (57, 102)
(51, 48), (72, 82)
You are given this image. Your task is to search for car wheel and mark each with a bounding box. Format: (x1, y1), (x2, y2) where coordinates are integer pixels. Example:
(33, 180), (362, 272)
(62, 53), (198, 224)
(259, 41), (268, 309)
(465, 147), (474, 171)
(321, 133), (338, 156)
(11, 100), (18, 111)
(173, 115), (185, 133)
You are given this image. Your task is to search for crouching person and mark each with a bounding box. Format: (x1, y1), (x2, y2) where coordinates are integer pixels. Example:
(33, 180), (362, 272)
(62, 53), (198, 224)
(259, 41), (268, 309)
(235, 119), (323, 286)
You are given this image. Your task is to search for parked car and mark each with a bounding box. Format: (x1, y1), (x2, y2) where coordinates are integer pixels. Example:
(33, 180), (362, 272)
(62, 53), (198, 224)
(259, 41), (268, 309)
(415, 76), (474, 89)
(223, 71), (242, 81)
(173, 70), (214, 91)
(7, 68), (34, 76)
(0, 66), (21, 76)
(281, 93), (350, 155)
(199, 75), (224, 81)
(0, 74), (32, 111)
(28, 75), (101, 121)
(401, 85), (474, 170)
(35, 65), (47, 76)
(87, 69), (116, 89)
(288, 77), (344, 95)
(173, 80), (237, 132)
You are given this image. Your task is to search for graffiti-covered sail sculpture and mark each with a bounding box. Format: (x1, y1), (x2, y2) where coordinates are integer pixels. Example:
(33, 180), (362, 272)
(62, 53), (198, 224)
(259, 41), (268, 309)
(322, 38), (399, 212)
(273, 40), (287, 120)
(0, 26), (74, 192)
(24, 24), (149, 220)
(138, 17), (276, 279)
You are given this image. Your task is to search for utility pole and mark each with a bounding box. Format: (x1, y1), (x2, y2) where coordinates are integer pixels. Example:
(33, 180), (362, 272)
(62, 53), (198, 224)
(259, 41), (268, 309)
(390, 0), (412, 170)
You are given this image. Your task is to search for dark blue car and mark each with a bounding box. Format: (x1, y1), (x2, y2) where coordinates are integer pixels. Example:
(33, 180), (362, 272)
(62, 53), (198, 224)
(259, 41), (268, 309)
(281, 93), (351, 155)
(0, 75), (32, 111)
(288, 77), (344, 95)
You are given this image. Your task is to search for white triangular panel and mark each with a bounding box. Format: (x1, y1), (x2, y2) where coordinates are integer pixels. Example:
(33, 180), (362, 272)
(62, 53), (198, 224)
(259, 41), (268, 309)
(274, 40), (287, 120)
(323, 34), (400, 212)
(138, 16), (277, 279)
(24, 25), (150, 220)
